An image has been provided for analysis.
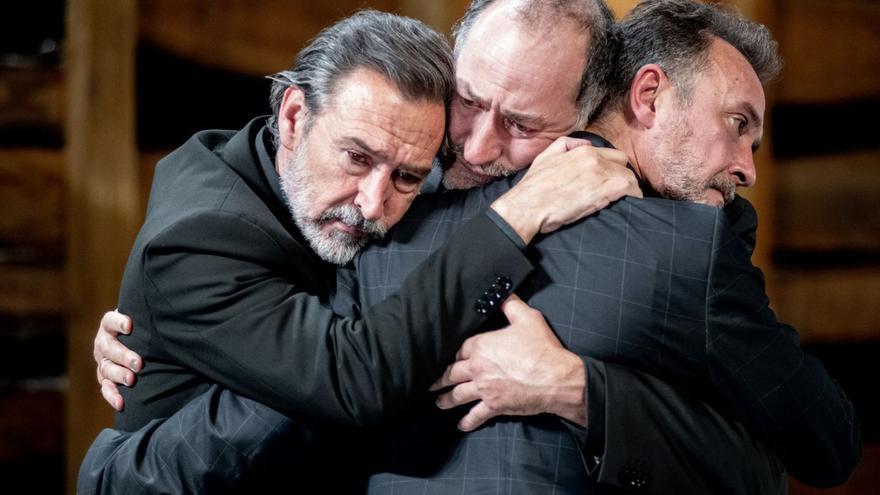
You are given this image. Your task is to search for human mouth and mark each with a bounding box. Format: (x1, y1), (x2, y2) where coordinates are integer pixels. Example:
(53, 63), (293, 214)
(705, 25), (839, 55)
(331, 220), (366, 237)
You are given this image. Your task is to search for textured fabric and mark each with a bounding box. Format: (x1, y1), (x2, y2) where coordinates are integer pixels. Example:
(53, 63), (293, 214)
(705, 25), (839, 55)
(352, 173), (859, 493)
(77, 118), (537, 493)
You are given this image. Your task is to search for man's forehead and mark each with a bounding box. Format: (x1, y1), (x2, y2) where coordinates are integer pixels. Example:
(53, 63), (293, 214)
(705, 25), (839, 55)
(707, 38), (766, 112)
(319, 70), (445, 165)
(454, 30), (584, 129)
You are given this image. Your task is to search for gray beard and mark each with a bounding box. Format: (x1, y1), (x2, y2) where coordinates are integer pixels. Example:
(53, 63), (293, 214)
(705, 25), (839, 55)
(278, 145), (387, 265)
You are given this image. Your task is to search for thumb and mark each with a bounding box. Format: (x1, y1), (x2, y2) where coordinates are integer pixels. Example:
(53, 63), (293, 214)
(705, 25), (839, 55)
(500, 293), (530, 323)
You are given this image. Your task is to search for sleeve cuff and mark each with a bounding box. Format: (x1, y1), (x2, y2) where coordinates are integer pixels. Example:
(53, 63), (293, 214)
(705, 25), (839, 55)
(484, 208), (528, 253)
(562, 356), (606, 476)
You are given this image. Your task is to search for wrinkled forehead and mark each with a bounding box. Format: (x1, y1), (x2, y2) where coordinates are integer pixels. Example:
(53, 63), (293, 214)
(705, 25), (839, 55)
(455, 12), (587, 121)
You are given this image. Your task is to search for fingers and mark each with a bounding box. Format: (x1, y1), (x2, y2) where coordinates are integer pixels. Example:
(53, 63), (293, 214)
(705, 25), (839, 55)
(436, 381), (479, 410)
(101, 310), (132, 337)
(100, 379), (124, 411)
(100, 357), (136, 387)
(430, 360), (472, 391)
(500, 293), (527, 322)
(558, 136), (594, 152)
(458, 401), (498, 432)
(454, 334), (479, 361)
(95, 334), (143, 374)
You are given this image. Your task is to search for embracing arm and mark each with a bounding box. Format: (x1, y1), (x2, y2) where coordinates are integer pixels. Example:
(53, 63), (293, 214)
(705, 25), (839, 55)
(140, 210), (532, 427)
(434, 304), (788, 494)
(704, 216), (861, 487)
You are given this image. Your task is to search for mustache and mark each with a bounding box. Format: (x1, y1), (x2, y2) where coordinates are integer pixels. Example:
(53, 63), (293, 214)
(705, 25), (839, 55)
(317, 204), (388, 239)
(448, 144), (513, 178)
(707, 174), (737, 205)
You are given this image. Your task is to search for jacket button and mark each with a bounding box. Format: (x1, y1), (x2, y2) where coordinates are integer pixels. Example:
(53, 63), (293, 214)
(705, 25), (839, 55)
(475, 301), (489, 315)
(618, 466), (650, 490)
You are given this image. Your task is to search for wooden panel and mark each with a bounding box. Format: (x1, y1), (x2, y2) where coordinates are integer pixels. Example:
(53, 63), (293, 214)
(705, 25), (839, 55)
(776, 0), (880, 103)
(0, 265), (64, 315)
(139, 0), (396, 76)
(0, 391), (64, 462)
(790, 444), (880, 495)
(0, 150), (65, 251)
(65, 0), (140, 491)
(606, 0), (641, 17)
(399, 0), (468, 33)
(0, 67), (64, 134)
(772, 268), (880, 342)
(774, 151), (880, 252)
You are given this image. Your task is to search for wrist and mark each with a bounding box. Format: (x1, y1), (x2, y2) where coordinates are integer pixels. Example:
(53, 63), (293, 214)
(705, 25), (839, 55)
(491, 194), (540, 244)
(546, 350), (587, 426)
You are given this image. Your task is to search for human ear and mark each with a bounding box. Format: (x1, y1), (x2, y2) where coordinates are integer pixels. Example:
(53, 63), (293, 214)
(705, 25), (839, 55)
(278, 86), (308, 151)
(628, 64), (666, 129)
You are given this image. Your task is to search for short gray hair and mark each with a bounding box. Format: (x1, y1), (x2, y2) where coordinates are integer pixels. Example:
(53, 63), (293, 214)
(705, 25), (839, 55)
(452, 0), (616, 125)
(267, 9), (454, 146)
(603, 0), (781, 113)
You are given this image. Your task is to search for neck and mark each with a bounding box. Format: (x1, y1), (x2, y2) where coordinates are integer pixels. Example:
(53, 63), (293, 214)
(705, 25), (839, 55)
(585, 110), (646, 183)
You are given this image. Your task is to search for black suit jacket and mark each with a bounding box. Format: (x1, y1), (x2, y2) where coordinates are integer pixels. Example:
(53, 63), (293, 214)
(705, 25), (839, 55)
(111, 117), (535, 431)
(347, 168), (859, 492)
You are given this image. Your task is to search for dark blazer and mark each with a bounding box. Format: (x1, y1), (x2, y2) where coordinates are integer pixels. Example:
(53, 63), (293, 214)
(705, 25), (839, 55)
(348, 166), (860, 492)
(79, 117), (540, 487)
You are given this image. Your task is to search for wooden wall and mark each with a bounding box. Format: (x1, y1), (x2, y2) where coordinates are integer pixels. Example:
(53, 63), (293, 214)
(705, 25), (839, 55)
(0, 0), (876, 493)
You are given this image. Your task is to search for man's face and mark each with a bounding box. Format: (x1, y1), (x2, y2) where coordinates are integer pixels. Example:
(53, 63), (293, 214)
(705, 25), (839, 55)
(277, 69), (445, 264)
(649, 39), (765, 207)
(443, 7), (587, 190)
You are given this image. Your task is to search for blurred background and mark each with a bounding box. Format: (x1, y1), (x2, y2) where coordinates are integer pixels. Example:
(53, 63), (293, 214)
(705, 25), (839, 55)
(0, 0), (877, 493)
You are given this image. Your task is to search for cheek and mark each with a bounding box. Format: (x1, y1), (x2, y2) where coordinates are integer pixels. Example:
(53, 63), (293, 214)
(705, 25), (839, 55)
(314, 170), (359, 211)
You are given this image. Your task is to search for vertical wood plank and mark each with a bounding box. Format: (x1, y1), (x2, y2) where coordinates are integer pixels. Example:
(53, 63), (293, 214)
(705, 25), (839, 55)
(397, 0), (468, 35)
(64, 0), (139, 491)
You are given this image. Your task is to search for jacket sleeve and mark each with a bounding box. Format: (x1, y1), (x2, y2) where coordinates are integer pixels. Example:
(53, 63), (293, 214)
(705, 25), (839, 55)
(560, 357), (787, 494)
(141, 209), (533, 427)
(704, 212), (861, 487)
(589, 361), (789, 494)
(78, 385), (311, 495)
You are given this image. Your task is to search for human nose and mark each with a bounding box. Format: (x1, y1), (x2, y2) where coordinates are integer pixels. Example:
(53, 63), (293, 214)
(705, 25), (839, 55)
(355, 167), (392, 221)
(730, 146), (757, 187)
(463, 113), (503, 166)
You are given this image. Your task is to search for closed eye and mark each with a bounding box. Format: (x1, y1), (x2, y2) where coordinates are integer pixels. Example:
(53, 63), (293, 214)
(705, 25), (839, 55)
(393, 170), (423, 193)
(347, 150), (370, 166)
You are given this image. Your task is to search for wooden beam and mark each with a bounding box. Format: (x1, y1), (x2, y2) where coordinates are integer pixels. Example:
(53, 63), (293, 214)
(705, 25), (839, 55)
(138, 0), (396, 76)
(775, 151), (880, 252)
(772, 268), (880, 343)
(398, 0), (468, 33)
(0, 150), (65, 253)
(65, 0), (139, 491)
(776, 0), (880, 103)
(606, 0), (641, 18)
(0, 67), (64, 134)
(0, 265), (65, 315)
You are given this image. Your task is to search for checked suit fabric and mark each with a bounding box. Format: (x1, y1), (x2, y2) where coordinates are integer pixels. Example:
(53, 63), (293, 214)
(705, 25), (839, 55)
(338, 169), (857, 494)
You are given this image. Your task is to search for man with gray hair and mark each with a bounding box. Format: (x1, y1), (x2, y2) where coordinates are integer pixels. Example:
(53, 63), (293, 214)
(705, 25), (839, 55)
(385, 0), (858, 492)
(90, 0), (858, 493)
(78, 9), (638, 492)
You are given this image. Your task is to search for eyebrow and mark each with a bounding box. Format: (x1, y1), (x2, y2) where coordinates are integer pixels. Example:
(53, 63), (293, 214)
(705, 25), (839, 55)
(457, 79), (549, 129)
(344, 137), (430, 178)
(743, 102), (763, 130)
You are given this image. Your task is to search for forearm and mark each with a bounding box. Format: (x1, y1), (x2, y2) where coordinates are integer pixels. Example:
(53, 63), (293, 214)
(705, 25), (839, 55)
(147, 212), (533, 426)
(79, 385), (307, 494)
